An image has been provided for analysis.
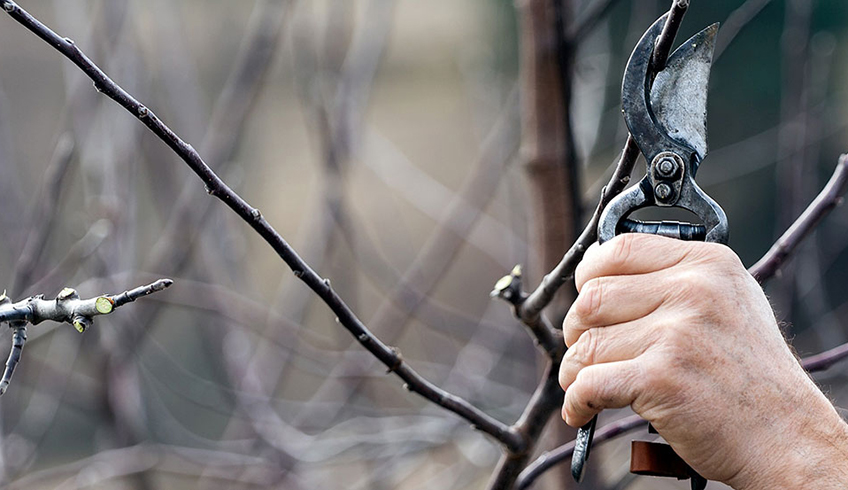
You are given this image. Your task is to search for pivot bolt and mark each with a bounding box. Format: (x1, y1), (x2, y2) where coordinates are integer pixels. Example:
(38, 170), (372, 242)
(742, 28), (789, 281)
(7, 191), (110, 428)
(655, 183), (672, 201)
(657, 157), (678, 177)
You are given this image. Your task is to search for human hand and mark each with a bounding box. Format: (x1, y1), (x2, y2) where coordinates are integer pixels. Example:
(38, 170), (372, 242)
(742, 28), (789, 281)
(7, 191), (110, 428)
(559, 234), (848, 489)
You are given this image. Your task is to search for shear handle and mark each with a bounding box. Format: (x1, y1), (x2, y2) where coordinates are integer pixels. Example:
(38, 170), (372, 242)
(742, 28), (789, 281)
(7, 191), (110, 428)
(597, 176), (728, 245)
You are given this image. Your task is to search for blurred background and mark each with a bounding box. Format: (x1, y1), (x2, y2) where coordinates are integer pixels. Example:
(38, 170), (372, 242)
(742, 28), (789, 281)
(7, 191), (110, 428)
(0, 0), (845, 488)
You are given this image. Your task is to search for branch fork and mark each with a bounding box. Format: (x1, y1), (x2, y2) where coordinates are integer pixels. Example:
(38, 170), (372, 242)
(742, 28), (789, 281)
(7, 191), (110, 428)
(0, 279), (172, 394)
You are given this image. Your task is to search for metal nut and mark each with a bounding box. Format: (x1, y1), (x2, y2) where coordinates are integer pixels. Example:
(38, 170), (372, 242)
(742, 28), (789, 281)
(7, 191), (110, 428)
(657, 157), (678, 177)
(655, 183), (672, 201)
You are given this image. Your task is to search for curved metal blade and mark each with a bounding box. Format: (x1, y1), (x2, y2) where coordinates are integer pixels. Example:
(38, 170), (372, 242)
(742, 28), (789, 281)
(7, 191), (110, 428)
(622, 16), (718, 172)
(651, 23), (718, 170)
(621, 15), (671, 165)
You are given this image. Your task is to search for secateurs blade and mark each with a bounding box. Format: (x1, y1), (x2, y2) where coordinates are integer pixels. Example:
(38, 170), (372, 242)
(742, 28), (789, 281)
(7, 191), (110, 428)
(571, 14), (729, 490)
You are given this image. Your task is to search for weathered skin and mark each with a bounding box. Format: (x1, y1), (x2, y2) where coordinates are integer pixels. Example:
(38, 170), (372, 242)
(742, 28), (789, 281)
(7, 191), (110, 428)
(559, 233), (848, 489)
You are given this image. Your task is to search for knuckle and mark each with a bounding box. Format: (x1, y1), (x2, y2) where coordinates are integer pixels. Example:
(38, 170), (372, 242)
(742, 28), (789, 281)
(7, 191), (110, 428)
(610, 233), (637, 267)
(574, 277), (605, 321)
(563, 329), (599, 385)
(558, 355), (574, 389)
(660, 323), (691, 353)
(674, 269), (706, 296)
(572, 328), (599, 367)
(699, 242), (742, 270)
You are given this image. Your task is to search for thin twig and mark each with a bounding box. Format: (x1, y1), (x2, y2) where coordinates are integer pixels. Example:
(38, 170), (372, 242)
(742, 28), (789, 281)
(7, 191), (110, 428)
(0, 0), (522, 452)
(750, 155), (848, 282)
(515, 137), (639, 326)
(652, 0), (689, 71)
(0, 279), (173, 327)
(803, 340), (848, 372)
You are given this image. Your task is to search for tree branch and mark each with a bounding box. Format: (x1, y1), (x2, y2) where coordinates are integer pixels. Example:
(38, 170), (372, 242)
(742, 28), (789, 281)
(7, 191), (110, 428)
(513, 136), (639, 327)
(802, 339), (848, 372)
(750, 154), (848, 282)
(0, 279), (172, 394)
(0, 0), (522, 452)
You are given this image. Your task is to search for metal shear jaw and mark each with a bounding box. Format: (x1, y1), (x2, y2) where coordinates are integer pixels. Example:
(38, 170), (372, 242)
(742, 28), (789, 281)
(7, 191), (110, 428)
(596, 16), (728, 246)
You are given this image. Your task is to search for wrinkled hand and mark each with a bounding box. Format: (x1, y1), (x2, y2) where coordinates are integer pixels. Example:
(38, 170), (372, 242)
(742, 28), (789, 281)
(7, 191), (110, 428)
(559, 234), (848, 489)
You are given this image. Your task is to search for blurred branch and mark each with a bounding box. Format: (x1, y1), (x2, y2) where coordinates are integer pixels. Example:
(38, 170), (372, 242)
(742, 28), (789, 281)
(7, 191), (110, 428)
(0, 0), (524, 452)
(803, 340), (848, 372)
(10, 133), (75, 296)
(750, 154), (848, 282)
(6, 443), (292, 490)
(568, 0), (623, 42)
(292, 90), (520, 430)
(714, 0), (776, 58)
(146, 0), (293, 273)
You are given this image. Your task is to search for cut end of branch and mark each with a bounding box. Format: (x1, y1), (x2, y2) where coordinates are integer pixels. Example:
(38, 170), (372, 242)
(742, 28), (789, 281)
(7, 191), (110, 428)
(95, 297), (113, 314)
(151, 278), (174, 291)
(490, 265), (524, 305)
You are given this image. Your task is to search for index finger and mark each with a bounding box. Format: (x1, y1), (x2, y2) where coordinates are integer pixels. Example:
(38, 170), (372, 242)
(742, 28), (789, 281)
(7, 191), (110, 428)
(575, 234), (714, 290)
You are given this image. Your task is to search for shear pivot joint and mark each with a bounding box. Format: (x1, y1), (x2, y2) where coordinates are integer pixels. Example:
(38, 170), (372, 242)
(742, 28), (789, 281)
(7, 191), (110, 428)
(650, 151), (685, 205)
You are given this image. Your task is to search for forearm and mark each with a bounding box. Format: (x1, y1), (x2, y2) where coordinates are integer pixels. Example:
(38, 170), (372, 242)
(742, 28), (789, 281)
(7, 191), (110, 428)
(731, 385), (848, 490)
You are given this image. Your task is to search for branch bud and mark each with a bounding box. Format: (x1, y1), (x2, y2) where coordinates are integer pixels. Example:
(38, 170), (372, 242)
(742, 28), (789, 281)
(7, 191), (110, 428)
(72, 316), (92, 333)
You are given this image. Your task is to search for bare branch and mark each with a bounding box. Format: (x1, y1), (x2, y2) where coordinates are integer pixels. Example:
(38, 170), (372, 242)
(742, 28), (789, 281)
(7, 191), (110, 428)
(0, 0), (522, 451)
(0, 279), (173, 328)
(0, 279), (172, 394)
(514, 136), (639, 327)
(0, 323), (26, 395)
(652, 0), (689, 71)
(750, 154), (848, 282)
(803, 340), (848, 373)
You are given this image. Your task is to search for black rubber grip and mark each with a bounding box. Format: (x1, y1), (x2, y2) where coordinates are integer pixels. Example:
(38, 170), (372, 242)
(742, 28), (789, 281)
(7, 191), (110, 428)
(618, 219), (706, 241)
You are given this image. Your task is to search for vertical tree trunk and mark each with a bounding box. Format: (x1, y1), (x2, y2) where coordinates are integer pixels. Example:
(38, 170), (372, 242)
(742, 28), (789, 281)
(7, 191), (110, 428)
(519, 0), (581, 319)
(516, 0), (581, 488)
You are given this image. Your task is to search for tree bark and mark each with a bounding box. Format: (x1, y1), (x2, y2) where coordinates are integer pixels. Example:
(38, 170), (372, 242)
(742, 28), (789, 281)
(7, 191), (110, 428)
(517, 0), (581, 488)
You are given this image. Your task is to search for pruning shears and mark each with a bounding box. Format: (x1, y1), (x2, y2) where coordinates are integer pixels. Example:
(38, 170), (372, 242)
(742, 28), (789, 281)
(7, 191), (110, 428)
(571, 14), (729, 490)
